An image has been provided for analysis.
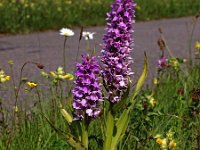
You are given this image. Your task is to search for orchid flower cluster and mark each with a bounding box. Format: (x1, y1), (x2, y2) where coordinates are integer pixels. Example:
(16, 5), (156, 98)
(50, 1), (148, 150)
(101, 0), (136, 103)
(70, 0), (136, 120)
(72, 54), (103, 120)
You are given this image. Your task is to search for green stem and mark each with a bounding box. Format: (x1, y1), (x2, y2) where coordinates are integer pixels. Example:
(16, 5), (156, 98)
(87, 39), (90, 54)
(160, 33), (175, 58)
(188, 21), (197, 66)
(14, 61), (39, 107)
(36, 87), (43, 114)
(0, 98), (5, 128)
(81, 121), (89, 150)
(14, 62), (29, 107)
(63, 37), (67, 72)
(103, 111), (114, 150)
(58, 81), (64, 105)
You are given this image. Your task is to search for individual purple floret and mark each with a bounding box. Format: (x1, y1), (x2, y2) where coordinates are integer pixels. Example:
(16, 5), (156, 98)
(158, 57), (168, 69)
(101, 0), (136, 103)
(72, 54), (103, 120)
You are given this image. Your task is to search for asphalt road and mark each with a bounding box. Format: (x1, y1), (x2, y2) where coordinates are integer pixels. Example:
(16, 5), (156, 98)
(0, 16), (200, 98)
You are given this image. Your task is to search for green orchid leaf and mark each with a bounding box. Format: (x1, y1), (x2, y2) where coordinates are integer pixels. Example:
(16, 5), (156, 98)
(103, 111), (114, 150)
(131, 52), (148, 104)
(44, 115), (86, 150)
(111, 109), (129, 149)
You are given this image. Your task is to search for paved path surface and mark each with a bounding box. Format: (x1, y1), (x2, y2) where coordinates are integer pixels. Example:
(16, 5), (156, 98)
(0, 16), (200, 88)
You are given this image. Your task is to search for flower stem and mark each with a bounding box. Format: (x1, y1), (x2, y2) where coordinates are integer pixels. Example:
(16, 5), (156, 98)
(14, 62), (29, 107)
(188, 21), (197, 66)
(36, 87), (43, 114)
(63, 37), (67, 73)
(81, 121), (89, 150)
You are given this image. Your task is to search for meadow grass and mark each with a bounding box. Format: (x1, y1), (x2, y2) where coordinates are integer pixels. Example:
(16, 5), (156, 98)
(0, 0), (200, 33)
(1, 62), (200, 149)
(125, 65), (200, 149)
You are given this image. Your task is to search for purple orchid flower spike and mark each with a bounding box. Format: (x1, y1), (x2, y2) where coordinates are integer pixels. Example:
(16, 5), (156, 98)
(101, 0), (136, 103)
(72, 54), (103, 120)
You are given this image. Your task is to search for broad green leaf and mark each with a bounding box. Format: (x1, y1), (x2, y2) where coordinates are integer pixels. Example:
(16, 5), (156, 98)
(103, 111), (114, 150)
(131, 53), (148, 104)
(44, 115), (86, 150)
(111, 109), (129, 149)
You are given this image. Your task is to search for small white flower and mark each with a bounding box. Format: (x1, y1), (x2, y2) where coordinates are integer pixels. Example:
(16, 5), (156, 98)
(60, 28), (74, 37)
(82, 31), (96, 40)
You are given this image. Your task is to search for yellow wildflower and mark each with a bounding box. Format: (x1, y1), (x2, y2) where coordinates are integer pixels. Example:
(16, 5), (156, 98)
(27, 82), (38, 88)
(169, 58), (179, 70)
(153, 78), (159, 85)
(167, 130), (174, 140)
(50, 71), (57, 77)
(0, 78), (6, 83)
(63, 74), (74, 80)
(69, 76), (74, 80)
(146, 95), (157, 107)
(161, 138), (167, 148)
(156, 138), (164, 145)
(13, 106), (19, 113)
(149, 97), (157, 107)
(58, 75), (65, 79)
(63, 74), (70, 79)
(156, 138), (167, 148)
(5, 76), (10, 81)
(0, 70), (10, 83)
(41, 71), (49, 78)
(57, 67), (65, 75)
(195, 41), (200, 50)
(169, 140), (177, 148)
(156, 130), (176, 149)
(8, 60), (14, 65)
(50, 67), (74, 81)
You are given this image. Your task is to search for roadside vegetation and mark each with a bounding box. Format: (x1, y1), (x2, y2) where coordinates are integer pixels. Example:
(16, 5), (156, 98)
(0, 0), (200, 33)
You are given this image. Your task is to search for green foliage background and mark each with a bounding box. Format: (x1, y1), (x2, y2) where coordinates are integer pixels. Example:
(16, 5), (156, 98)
(0, 0), (200, 33)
